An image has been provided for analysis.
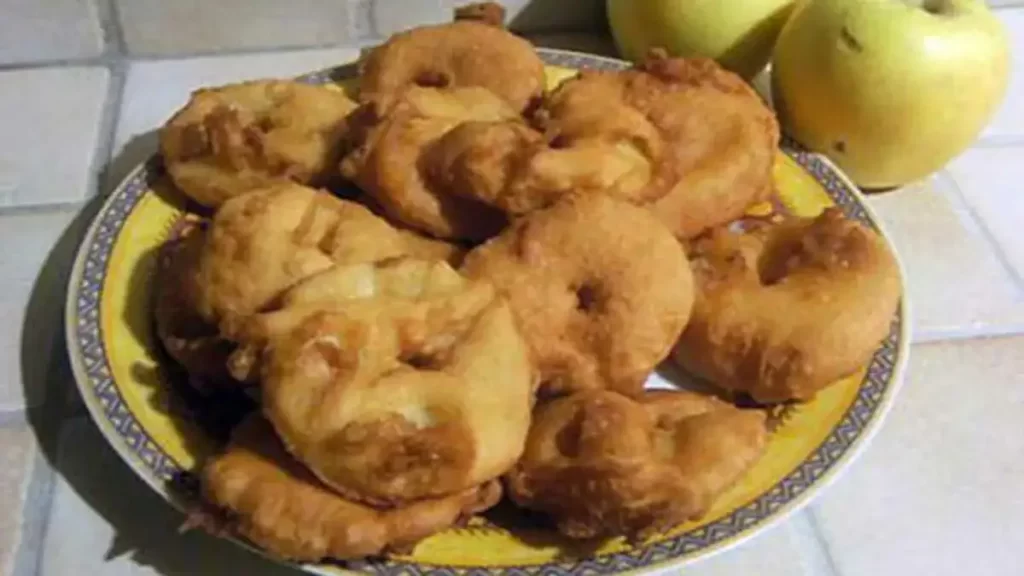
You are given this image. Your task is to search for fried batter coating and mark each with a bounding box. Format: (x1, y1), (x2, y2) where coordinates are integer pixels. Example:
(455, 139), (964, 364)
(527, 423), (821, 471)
(461, 194), (693, 396)
(160, 80), (358, 208)
(193, 183), (461, 330)
(201, 415), (501, 562)
(153, 217), (237, 385)
(506, 389), (768, 540)
(425, 112), (661, 215)
(673, 208), (901, 403)
(359, 2), (545, 113)
(538, 52), (779, 239)
(341, 86), (520, 240)
(252, 258), (534, 505)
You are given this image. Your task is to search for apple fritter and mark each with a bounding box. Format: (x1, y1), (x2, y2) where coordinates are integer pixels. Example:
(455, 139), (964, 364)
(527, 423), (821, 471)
(507, 389), (768, 540)
(245, 258), (535, 506)
(359, 2), (545, 113)
(673, 208), (901, 403)
(201, 415), (501, 562)
(461, 194), (693, 397)
(193, 182), (461, 332)
(161, 80), (358, 208)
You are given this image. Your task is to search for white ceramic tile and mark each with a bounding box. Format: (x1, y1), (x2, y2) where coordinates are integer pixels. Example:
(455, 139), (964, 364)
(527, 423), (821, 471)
(107, 47), (361, 190)
(981, 8), (1024, 141)
(116, 0), (357, 56)
(945, 146), (1024, 283)
(866, 172), (1024, 341)
(812, 336), (1024, 576)
(370, 0), (605, 37)
(0, 67), (109, 208)
(0, 209), (82, 411)
(0, 425), (38, 574)
(0, 0), (104, 64)
(41, 417), (298, 576)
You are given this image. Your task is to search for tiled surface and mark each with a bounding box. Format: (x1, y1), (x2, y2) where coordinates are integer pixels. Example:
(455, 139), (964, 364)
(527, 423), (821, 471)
(40, 418), (297, 576)
(116, 0), (357, 56)
(812, 336), (1024, 576)
(0, 425), (37, 575)
(865, 173), (1024, 341)
(108, 48), (361, 190)
(0, 0), (104, 64)
(370, 0), (605, 37)
(0, 67), (109, 208)
(946, 147), (1024, 282)
(0, 3), (1022, 576)
(982, 8), (1024, 142)
(0, 209), (81, 411)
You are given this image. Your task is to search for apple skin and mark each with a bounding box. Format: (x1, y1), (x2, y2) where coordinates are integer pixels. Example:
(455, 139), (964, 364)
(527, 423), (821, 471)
(607, 0), (796, 79)
(771, 0), (1010, 189)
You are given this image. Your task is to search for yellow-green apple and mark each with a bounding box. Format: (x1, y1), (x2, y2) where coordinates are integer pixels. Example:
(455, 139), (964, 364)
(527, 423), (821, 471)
(772, 0), (1010, 189)
(607, 0), (796, 79)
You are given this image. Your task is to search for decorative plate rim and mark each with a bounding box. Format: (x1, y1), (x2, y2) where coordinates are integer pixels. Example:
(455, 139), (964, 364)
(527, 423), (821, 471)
(64, 48), (910, 576)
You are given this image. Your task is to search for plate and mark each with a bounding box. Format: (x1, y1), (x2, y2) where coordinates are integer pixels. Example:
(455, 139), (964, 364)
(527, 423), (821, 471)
(65, 49), (909, 575)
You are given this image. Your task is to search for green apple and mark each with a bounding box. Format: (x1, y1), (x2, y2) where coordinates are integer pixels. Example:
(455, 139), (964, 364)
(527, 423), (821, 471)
(607, 0), (796, 79)
(772, 0), (1010, 189)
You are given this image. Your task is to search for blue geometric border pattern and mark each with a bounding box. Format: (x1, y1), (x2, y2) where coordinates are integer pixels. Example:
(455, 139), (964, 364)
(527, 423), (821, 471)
(74, 158), (183, 483)
(67, 49), (903, 576)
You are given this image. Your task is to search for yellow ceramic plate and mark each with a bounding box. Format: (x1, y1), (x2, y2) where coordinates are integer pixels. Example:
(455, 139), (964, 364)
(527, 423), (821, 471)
(65, 50), (909, 575)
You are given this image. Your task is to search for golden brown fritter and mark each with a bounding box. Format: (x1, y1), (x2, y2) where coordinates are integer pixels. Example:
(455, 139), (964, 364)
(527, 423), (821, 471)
(252, 259), (535, 505)
(341, 86), (520, 241)
(507, 389), (768, 540)
(152, 217), (237, 386)
(193, 182), (461, 330)
(161, 80), (358, 208)
(538, 51), (779, 239)
(201, 415), (502, 562)
(425, 113), (661, 215)
(461, 194), (693, 396)
(359, 2), (545, 113)
(673, 208), (901, 403)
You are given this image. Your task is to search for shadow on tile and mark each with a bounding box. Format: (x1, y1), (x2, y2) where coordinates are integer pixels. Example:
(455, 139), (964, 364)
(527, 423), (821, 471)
(21, 193), (103, 452)
(104, 130), (160, 195)
(44, 418), (298, 575)
(17, 139), (297, 574)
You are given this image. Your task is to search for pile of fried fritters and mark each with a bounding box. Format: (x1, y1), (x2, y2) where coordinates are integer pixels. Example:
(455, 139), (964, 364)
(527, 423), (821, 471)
(153, 2), (901, 563)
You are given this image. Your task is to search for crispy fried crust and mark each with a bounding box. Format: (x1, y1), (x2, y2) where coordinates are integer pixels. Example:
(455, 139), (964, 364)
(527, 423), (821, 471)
(341, 87), (518, 240)
(201, 415), (502, 562)
(538, 52), (779, 239)
(359, 3), (544, 113)
(161, 80), (358, 208)
(193, 183), (461, 329)
(507, 389), (768, 539)
(251, 259), (535, 505)
(461, 194), (693, 396)
(673, 208), (901, 402)
(152, 217), (237, 385)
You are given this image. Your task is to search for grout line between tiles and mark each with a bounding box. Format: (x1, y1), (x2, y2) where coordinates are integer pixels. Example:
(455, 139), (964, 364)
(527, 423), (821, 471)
(802, 510), (843, 576)
(0, 202), (89, 218)
(94, 59), (128, 196)
(11, 451), (55, 576)
(95, 0), (126, 57)
(942, 162), (1024, 292)
(913, 323), (1024, 344)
